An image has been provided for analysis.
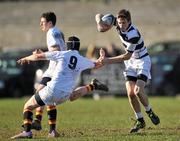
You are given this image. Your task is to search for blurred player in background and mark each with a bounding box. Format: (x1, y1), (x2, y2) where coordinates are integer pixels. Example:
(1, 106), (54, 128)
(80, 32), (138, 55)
(11, 36), (108, 139)
(32, 11), (66, 137)
(95, 9), (160, 133)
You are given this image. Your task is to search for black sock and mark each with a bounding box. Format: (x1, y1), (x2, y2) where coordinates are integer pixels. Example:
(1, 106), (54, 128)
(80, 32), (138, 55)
(86, 84), (95, 92)
(146, 109), (152, 114)
(47, 106), (57, 132)
(23, 110), (33, 132)
(137, 117), (145, 123)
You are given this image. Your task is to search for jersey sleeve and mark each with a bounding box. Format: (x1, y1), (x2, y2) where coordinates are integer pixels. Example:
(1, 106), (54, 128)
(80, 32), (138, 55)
(79, 56), (95, 71)
(45, 51), (62, 61)
(47, 32), (57, 46)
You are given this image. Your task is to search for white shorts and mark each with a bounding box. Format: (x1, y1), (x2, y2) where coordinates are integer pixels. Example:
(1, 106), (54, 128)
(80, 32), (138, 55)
(123, 56), (151, 79)
(38, 86), (71, 106)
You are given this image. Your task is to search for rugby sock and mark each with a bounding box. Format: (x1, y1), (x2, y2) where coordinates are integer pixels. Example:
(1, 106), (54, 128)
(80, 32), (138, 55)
(145, 105), (151, 112)
(47, 105), (57, 132)
(35, 109), (43, 122)
(146, 108), (153, 114)
(135, 112), (143, 119)
(86, 84), (95, 92)
(23, 109), (33, 132)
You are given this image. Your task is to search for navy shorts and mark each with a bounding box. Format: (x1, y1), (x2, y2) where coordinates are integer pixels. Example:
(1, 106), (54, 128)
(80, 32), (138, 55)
(125, 74), (148, 82)
(40, 77), (51, 86)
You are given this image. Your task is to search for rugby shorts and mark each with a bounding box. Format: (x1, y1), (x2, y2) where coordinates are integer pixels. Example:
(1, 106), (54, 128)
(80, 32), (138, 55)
(38, 86), (71, 106)
(123, 55), (151, 82)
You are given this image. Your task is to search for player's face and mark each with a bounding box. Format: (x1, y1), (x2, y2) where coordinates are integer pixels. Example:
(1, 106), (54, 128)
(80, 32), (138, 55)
(117, 17), (130, 32)
(40, 17), (50, 32)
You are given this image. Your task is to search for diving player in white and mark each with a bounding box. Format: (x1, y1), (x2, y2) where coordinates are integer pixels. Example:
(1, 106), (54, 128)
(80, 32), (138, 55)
(11, 36), (108, 139)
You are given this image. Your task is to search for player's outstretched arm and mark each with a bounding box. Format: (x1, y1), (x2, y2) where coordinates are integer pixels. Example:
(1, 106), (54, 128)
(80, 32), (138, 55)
(17, 53), (46, 65)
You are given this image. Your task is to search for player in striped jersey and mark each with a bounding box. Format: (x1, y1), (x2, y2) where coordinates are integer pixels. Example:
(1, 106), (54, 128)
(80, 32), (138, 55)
(96, 9), (160, 133)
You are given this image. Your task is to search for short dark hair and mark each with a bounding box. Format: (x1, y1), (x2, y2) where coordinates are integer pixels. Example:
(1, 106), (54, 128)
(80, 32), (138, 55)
(66, 36), (80, 51)
(41, 12), (56, 26)
(117, 9), (131, 22)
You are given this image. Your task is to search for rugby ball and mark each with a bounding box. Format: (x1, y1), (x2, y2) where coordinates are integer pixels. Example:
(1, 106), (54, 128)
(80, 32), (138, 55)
(101, 14), (115, 26)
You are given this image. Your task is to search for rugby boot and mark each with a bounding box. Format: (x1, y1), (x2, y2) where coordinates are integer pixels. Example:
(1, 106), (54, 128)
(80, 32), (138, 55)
(146, 109), (160, 125)
(31, 120), (42, 130)
(22, 119), (42, 131)
(130, 118), (146, 133)
(91, 78), (109, 92)
(48, 130), (60, 138)
(11, 131), (33, 139)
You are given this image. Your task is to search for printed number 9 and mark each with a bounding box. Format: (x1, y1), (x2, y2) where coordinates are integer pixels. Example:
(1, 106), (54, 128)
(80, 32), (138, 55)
(68, 56), (77, 70)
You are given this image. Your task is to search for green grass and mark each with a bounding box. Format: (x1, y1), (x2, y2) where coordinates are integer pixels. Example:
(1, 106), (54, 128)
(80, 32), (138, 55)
(0, 97), (179, 141)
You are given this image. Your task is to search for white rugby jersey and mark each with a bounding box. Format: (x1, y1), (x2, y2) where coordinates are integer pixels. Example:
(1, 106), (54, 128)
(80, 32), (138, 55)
(46, 27), (66, 51)
(43, 27), (66, 78)
(116, 24), (148, 59)
(44, 50), (95, 93)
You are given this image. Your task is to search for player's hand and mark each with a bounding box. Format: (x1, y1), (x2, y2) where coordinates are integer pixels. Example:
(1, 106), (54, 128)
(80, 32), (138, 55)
(99, 48), (106, 64)
(100, 48), (105, 59)
(94, 48), (106, 69)
(95, 13), (113, 32)
(96, 23), (112, 32)
(17, 58), (30, 65)
(95, 13), (103, 24)
(94, 60), (103, 69)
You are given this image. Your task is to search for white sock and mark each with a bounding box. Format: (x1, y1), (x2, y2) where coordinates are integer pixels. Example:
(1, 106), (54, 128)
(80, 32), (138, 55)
(145, 105), (151, 112)
(135, 112), (143, 119)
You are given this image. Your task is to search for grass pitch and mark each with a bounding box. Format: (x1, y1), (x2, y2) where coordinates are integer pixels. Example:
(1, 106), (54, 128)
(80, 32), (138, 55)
(0, 96), (179, 141)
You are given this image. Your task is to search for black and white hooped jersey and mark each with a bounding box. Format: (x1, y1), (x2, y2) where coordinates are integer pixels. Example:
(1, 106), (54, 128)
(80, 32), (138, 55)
(116, 24), (148, 59)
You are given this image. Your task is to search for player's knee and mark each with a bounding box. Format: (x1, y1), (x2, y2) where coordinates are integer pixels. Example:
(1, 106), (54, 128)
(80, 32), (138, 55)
(69, 94), (77, 101)
(127, 90), (136, 99)
(24, 103), (33, 111)
(69, 97), (75, 101)
(36, 106), (45, 111)
(134, 87), (143, 96)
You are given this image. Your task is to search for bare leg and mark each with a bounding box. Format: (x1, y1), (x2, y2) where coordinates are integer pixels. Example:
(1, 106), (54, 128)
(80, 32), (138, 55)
(35, 84), (45, 116)
(69, 86), (88, 101)
(134, 80), (149, 107)
(34, 84), (58, 135)
(23, 95), (40, 132)
(11, 95), (40, 139)
(69, 78), (108, 101)
(126, 81), (141, 113)
(126, 81), (146, 133)
(134, 79), (160, 125)
(24, 95), (40, 110)
(33, 84), (45, 129)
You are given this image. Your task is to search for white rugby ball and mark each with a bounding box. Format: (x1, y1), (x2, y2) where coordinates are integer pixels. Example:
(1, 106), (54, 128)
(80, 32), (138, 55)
(101, 14), (115, 26)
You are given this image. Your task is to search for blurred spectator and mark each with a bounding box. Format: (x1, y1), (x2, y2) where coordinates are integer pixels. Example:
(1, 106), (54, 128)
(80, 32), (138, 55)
(86, 43), (98, 60)
(105, 43), (121, 57)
